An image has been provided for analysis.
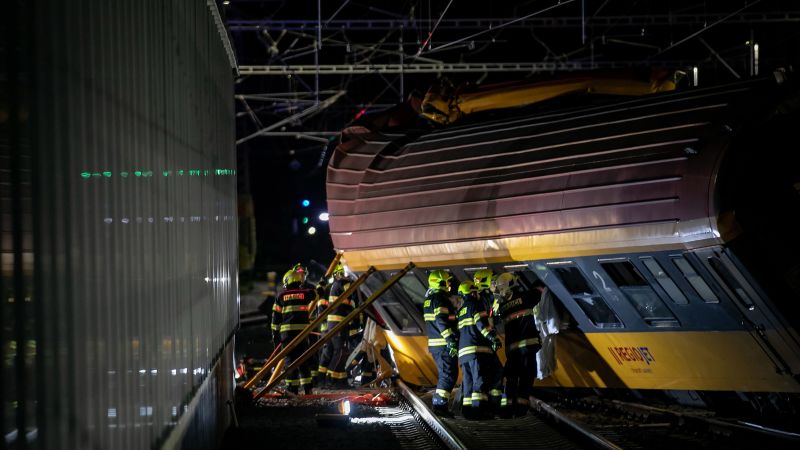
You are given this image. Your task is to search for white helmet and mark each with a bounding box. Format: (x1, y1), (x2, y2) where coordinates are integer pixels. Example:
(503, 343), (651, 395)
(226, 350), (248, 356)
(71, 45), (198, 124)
(492, 272), (519, 299)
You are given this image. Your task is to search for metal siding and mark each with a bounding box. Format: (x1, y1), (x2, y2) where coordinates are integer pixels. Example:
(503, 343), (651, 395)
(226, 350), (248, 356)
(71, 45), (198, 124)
(327, 80), (777, 253)
(1, 1), (236, 449)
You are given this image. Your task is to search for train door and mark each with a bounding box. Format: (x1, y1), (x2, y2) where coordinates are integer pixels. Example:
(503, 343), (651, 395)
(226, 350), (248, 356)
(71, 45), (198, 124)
(693, 246), (800, 376)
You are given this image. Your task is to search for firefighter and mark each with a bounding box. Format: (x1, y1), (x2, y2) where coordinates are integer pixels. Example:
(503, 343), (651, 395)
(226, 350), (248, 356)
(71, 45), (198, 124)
(456, 280), (503, 419)
(271, 268), (318, 395)
(424, 270), (459, 415)
(492, 272), (541, 417)
(289, 262), (326, 385)
(472, 269), (504, 410)
(316, 263), (356, 389)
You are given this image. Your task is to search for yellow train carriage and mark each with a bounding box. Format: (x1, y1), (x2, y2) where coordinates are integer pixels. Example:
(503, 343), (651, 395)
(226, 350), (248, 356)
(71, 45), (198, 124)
(327, 74), (800, 394)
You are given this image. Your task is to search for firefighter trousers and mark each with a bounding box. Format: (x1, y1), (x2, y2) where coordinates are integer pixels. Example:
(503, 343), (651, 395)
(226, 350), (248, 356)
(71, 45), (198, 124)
(283, 337), (313, 394)
(503, 347), (539, 415)
(430, 347), (458, 408)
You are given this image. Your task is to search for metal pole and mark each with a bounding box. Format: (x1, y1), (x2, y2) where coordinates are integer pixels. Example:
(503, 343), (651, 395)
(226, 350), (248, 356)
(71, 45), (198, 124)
(316, 0), (321, 104)
(323, 252), (343, 280)
(260, 262), (416, 394)
(242, 266), (376, 389)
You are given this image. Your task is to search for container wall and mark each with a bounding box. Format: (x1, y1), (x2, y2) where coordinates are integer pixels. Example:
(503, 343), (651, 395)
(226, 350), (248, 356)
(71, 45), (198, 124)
(1, 1), (238, 449)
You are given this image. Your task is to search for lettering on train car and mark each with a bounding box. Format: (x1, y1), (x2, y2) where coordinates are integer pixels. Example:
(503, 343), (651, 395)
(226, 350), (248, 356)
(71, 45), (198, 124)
(284, 293), (305, 300)
(608, 346), (656, 368)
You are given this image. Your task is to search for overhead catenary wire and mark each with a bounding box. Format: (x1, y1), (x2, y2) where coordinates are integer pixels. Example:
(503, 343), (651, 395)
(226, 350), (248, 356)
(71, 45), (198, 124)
(418, 0), (576, 56)
(649, 0), (763, 58)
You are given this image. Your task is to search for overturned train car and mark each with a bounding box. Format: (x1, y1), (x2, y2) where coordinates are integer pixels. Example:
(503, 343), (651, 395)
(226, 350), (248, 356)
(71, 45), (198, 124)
(326, 75), (800, 395)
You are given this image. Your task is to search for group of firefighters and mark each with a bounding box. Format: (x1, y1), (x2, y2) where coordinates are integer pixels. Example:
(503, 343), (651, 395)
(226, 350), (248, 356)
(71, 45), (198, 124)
(426, 269), (545, 419)
(269, 262), (545, 420)
(270, 262), (376, 394)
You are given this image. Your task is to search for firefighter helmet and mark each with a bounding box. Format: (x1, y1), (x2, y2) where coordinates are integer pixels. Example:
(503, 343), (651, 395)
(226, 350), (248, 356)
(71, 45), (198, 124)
(333, 263), (346, 278)
(458, 280), (478, 296)
(492, 272), (519, 298)
(473, 269), (494, 290)
(428, 270), (453, 291)
(283, 268), (306, 288)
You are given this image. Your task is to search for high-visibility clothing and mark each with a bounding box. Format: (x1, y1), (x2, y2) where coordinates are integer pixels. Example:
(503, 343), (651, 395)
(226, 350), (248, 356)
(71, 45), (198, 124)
(425, 289), (458, 409)
(494, 287), (541, 414)
(317, 278), (359, 385)
(272, 286), (318, 394)
(493, 288), (540, 354)
(424, 290), (457, 348)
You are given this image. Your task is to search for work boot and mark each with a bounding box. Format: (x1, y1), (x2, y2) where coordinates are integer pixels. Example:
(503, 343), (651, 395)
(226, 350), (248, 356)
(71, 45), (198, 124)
(287, 385), (299, 395)
(432, 404), (453, 418)
(303, 385), (314, 395)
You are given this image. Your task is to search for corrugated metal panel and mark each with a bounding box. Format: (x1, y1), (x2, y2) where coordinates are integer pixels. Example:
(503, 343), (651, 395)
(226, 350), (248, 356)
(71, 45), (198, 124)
(1, 1), (237, 449)
(326, 79), (777, 252)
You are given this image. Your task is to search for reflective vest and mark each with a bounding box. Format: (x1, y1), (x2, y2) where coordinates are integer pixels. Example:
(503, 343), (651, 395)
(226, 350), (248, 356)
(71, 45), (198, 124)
(457, 296), (495, 361)
(272, 287), (317, 340)
(494, 288), (540, 353)
(424, 290), (457, 348)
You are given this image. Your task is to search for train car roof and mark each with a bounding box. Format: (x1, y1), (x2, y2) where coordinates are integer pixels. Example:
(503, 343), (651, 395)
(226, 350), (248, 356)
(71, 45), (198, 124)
(326, 76), (794, 271)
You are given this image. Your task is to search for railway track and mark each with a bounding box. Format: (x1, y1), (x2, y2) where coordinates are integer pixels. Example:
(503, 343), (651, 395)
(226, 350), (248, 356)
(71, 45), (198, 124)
(546, 393), (800, 450)
(396, 381), (618, 449)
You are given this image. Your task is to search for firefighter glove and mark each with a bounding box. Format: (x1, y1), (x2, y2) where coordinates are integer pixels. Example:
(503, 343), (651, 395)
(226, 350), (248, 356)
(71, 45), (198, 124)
(490, 335), (502, 352)
(446, 340), (459, 358)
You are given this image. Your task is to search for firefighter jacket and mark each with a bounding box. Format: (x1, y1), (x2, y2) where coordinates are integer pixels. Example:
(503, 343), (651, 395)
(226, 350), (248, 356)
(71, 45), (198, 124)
(272, 286), (318, 342)
(494, 287), (541, 353)
(424, 289), (458, 348)
(457, 295), (496, 361)
(316, 277), (358, 336)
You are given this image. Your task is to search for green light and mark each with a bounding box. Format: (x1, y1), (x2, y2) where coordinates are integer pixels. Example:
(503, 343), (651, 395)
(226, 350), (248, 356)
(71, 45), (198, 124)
(142, 171), (153, 177)
(302, 217), (309, 224)
(121, 172), (129, 177)
(163, 171), (171, 177)
(134, 171), (142, 177)
(177, 170), (185, 176)
(102, 171), (112, 177)
(80, 172), (91, 178)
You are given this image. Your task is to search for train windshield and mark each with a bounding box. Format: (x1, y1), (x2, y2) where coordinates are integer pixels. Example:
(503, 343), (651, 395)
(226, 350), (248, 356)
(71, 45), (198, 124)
(397, 272), (428, 313)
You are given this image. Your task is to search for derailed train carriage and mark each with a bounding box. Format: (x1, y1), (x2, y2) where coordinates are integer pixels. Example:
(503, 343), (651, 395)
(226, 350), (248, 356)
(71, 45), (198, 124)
(325, 73), (800, 406)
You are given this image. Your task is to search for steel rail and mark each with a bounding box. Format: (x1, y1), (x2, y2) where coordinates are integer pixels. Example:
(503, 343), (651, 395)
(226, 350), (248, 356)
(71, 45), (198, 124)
(396, 380), (466, 450)
(530, 395), (622, 450)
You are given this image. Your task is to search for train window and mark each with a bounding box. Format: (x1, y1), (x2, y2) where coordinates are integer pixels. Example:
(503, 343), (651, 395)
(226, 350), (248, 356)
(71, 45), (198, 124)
(551, 266), (622, 328)
(672, 257), (719, 303)
(600, 261), (678, 327)
(707, 256), (755, 310)
(640, 257), (689, 304)
(396, 272), (428, 313)
(365, 273), (422, 334)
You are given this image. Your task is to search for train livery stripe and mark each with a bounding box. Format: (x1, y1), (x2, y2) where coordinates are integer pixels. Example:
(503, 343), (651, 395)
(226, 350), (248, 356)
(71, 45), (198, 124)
(534, 331), (800, 392)
(340, 219), (721, 271)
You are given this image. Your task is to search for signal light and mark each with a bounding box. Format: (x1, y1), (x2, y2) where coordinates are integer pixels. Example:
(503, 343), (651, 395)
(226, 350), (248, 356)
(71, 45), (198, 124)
(301, 199), (310, 207)
(302, 217), (309, 224)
